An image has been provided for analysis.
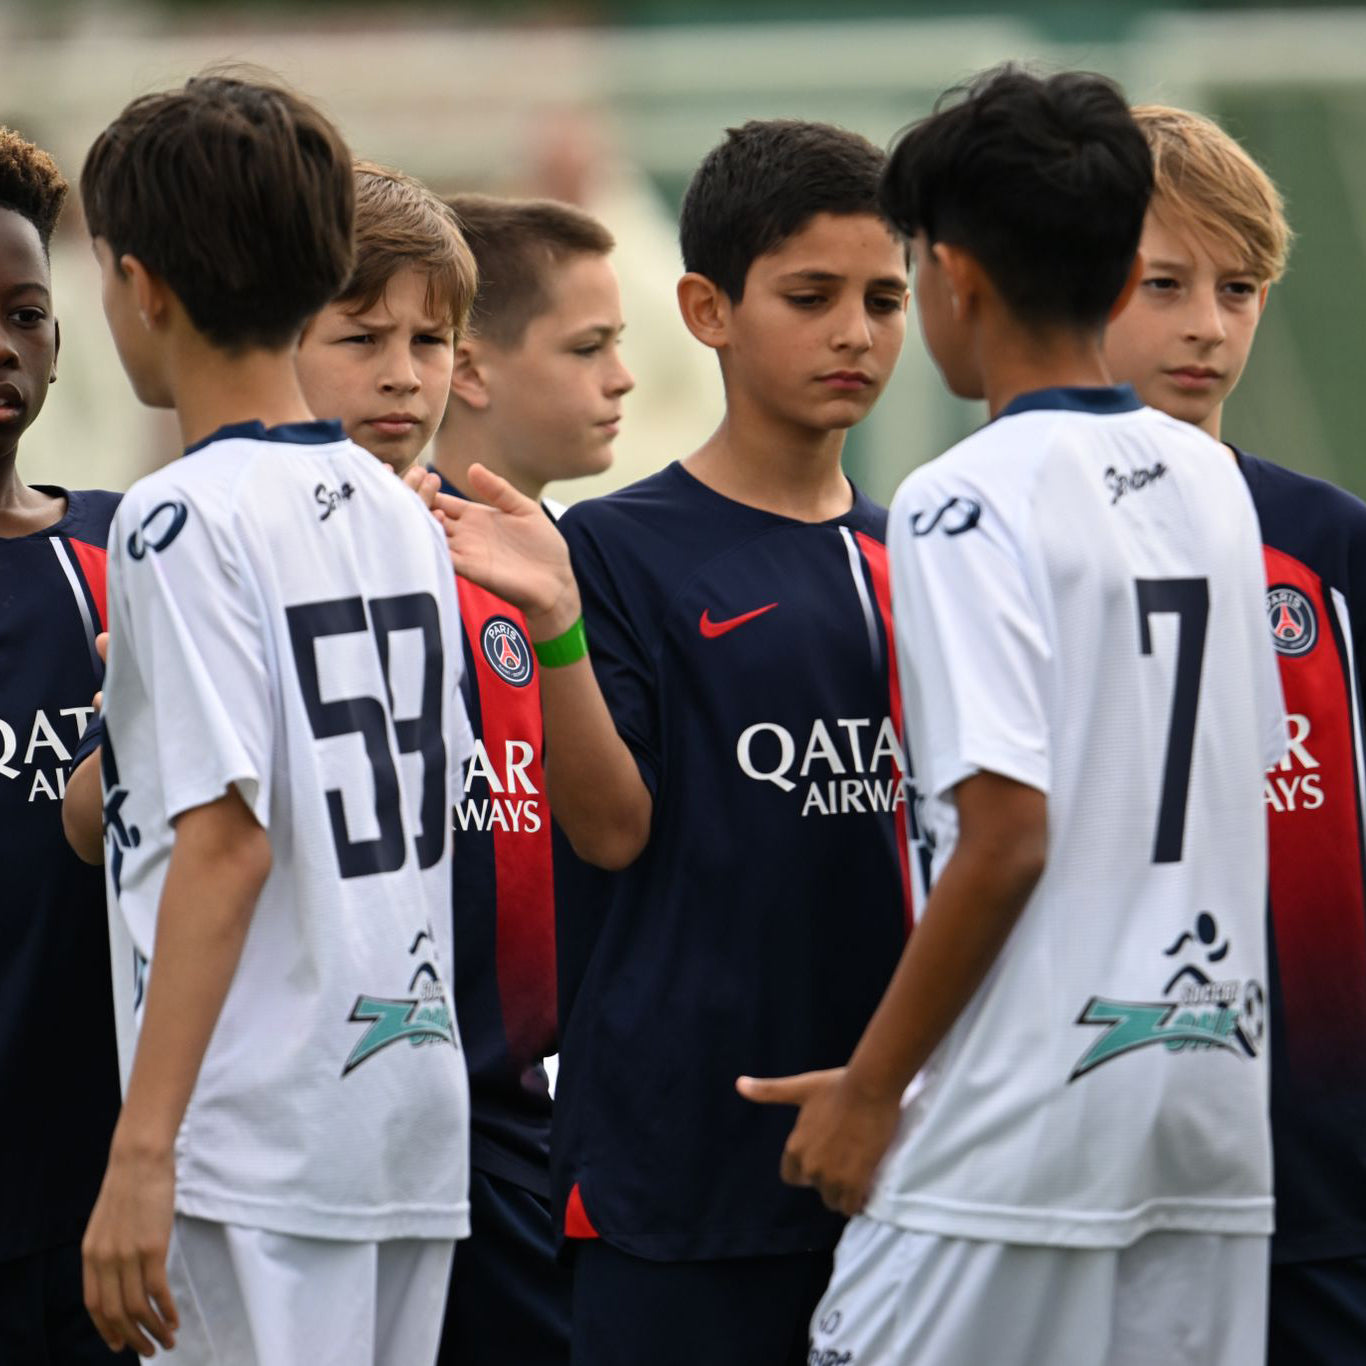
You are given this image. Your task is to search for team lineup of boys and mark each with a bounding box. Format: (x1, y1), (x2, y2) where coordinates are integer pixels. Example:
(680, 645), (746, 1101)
(3, 50), (1365, 1366)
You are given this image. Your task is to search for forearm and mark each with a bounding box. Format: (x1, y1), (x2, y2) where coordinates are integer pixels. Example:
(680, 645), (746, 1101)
(529, 590), (652, 869)
(63, 749), (105, 865)
(112, 796), (271, 1159)
(845, 782), (1047, 1101)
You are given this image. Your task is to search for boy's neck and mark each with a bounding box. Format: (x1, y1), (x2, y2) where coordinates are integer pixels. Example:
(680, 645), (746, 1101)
(683, 400), (853, 524)
(429, 423), (545, 504)
(169, 334), (316, 452)
(979, 319), (1116, 420)
(0, 444), (65, 537)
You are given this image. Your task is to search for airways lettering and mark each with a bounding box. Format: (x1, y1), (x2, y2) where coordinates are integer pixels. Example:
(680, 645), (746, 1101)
(1264, 713), (1325, 813)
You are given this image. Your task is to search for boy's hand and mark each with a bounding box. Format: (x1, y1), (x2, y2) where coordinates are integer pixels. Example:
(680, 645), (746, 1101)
(434, 463), (580, 638)
(93, 631), (108, 712)
(82, 1143), (179, 1357)
(398, 464), (440, 510)
(736, 1068), (901, 1216)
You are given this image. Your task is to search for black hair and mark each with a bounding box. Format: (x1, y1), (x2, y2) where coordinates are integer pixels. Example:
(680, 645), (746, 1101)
(0, 126), (67, 254)
(680, 119), (891, 300)
(881, 66), (1154, 329)
(81, 73), (354, 352)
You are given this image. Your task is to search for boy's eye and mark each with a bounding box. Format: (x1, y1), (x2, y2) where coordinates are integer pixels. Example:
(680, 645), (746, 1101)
(340, 333), (374, 345)
(573, 343), (604, 357)
(11, 307), (46, 325)
(1142, 277), (1179, 295)
(786, 294), (825, 308)
(1223, 281), (1257, 298)
(867, 294), (903, 314)
(417, 334), (450, 346)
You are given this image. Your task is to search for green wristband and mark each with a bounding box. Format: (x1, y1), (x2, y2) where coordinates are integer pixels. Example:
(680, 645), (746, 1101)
(533, 616), (589, 668)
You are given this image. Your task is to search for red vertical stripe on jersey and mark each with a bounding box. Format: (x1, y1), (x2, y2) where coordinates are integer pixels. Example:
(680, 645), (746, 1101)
(855, 532), (914, 930)
(457, 578), (558, 1062)
(563, 1181), (600, 1239)
(68, 538), (109, 630)
(1263, 546), (1366, 1076)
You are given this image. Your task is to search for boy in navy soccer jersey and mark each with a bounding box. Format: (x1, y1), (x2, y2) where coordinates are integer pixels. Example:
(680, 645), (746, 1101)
(429, 193), (631, 1366)
(1104, 106), (1366, 1363)
(439, 120), (911, 1365)
(0, 127), (131, 1365)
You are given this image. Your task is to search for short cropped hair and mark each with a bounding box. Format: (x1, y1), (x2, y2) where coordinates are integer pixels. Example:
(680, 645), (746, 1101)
(337, 162), (478, 336)
(445, 194), (614, 348)
(1132, 105), (1291, 284)
(0, 127), (67, 253)
(679, 120), (890, 301)
(81, 73), (354, 351)
(882, 66), (1153, 330)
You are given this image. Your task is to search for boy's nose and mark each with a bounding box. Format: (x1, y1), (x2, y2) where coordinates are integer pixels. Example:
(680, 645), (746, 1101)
(831, 302), (873, 352)
(1183, 288), (1226, 345)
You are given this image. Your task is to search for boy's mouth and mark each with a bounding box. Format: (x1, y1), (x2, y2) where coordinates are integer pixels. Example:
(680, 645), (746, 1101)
(0, 381), (24, 422)
(366, 413), (420, 436)
(817, 370), (874, 391)
(1165, 366), (1222, 391)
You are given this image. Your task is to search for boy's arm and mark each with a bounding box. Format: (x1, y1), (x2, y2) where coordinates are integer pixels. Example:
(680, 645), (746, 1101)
(64, 749), (105, 864)
(437, 464), (652, 869)
(63, 632), (109, 865)
(83, 787), (271, 1357)
(739, 771), (1045, 1214)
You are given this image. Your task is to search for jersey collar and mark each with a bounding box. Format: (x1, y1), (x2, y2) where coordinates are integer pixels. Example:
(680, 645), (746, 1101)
(998, 384), (1143, 419)
(184, 418), (346, 457)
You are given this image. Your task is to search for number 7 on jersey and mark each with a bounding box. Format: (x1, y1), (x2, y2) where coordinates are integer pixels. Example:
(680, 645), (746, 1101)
(1135, 577), (1210, 865)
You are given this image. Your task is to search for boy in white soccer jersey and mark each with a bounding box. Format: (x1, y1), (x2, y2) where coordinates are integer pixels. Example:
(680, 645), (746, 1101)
(78, 76), (475, 1364)
(742, 67), (1284, 1364)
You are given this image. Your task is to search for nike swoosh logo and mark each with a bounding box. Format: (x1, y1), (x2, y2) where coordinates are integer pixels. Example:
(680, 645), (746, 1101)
(699, 603), (779, 638)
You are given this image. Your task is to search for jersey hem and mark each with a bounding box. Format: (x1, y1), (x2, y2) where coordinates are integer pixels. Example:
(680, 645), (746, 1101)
(174, 1186), (470, 1242)
(862, 1192), (1274, 1248)
(561, 1219), (843, 1262)
(1271, 1229), (1366, 1264)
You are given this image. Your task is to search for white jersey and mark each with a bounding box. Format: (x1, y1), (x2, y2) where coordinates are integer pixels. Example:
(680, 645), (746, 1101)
(101, 420), (475, 1242)
(874, 387), (1285, 1248)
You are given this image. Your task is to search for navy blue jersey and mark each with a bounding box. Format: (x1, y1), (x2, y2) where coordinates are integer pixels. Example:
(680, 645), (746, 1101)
(0, 487), (121, 1259)
(434, 472), (557, 1196)
(553, 462), (910, 1261)
(1238, 449), (1366, 1262)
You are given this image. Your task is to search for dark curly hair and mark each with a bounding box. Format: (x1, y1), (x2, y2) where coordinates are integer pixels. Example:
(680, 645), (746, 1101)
(0, 126), (68, 253)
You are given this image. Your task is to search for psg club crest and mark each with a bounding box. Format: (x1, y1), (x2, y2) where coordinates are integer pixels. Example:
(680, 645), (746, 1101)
(482, 616), (534, 687)
(1266, 584), (1318, 657)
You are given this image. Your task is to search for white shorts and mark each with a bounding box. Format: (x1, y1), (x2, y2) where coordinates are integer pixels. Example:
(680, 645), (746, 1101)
(161, 1216), (455, 1366)
(811, 1216), (1268, 1366)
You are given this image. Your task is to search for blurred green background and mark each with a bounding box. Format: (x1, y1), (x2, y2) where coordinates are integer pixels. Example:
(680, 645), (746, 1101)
(3, 1), (1363, 503)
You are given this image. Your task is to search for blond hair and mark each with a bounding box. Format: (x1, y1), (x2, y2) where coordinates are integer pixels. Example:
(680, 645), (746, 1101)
(1132, 105), (1291, 283)
(339, 160), (478, 335)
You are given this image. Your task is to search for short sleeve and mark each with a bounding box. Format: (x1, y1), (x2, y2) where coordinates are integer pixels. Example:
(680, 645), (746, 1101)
(73, 712), (104, 768)
(560, 511), (662, 796)
(109, 487), (273, 826)
(889, 476), (1051, 802)
(1258, 624), (1287, 772)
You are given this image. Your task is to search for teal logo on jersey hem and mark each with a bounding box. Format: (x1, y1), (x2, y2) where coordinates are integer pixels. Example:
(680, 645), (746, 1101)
(1069, 910), (1265, 1083)
(1069, 998), (1244, 1079)
(342, 992), (454, 1075)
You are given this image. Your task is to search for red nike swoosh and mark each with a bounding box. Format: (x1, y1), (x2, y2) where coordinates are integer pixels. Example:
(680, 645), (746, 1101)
(699, 603), (779, 638)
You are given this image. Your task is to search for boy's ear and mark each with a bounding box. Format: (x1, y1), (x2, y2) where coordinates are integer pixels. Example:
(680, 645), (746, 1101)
(50, 317), (59, 383)
(677, 272), (730, 351)
(450, 339), (491, 411)
(932, 243), (980, 321)
(122, 253), (171, 331)
(1108, 252), (1145, 322)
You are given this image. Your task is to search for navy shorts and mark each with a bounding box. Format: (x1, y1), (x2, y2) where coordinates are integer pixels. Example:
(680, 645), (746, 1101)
(1269, 1254), (1366, 1365)
(438, 1169), (571, 1366)
(570, 1238), (834, 1366)
(0, 1240), (135, 1364)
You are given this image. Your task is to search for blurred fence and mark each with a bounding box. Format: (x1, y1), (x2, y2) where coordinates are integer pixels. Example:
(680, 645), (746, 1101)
(3, 8), (1365, 501)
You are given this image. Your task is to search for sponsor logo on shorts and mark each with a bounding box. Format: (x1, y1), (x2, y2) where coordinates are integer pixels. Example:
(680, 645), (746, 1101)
(1069, 911), (1265, 1082)
(482, 616), (533, 687)
(1266, 584), (1317, 656)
